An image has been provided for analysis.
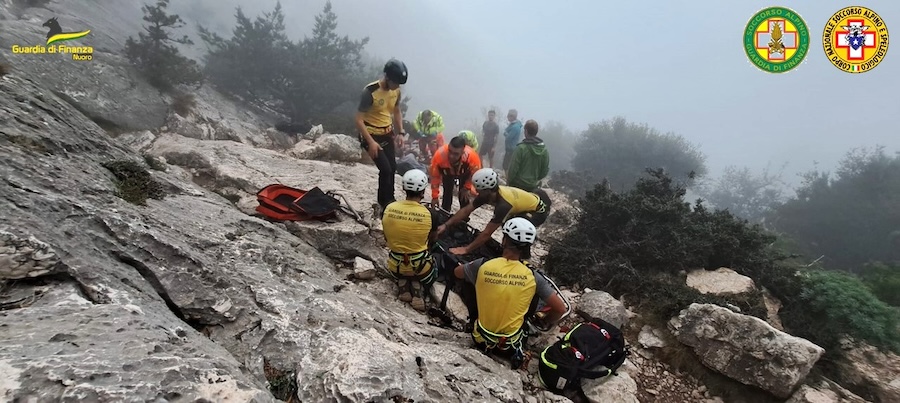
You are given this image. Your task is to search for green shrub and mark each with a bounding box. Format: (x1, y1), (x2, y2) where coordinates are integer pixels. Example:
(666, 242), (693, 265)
(200, 1), (370, 126)
(860, 262), (900, 306)
(786, 270), (900, 354)
(548, 169), (602, 200)
(544, 169), (774, 320)
(102, 160), (166, 205)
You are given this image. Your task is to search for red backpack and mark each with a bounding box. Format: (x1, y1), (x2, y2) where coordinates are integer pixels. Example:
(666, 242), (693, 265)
(255, 184), (340, 222)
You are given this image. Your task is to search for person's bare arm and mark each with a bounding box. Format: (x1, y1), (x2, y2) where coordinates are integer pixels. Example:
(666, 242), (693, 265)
(453, 263), (465, 279)
(542, 293), (567, 325)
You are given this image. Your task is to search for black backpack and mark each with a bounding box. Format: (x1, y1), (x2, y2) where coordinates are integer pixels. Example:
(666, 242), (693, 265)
(538, 317), (630, 393)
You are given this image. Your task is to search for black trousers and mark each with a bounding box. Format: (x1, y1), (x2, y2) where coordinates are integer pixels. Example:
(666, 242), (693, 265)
(502, 149), (514, 170)
(361, 133), (397, 209)
(441, 175), (471, 211)
(526, 188), (552, 227)
(461, 281), (478, 328)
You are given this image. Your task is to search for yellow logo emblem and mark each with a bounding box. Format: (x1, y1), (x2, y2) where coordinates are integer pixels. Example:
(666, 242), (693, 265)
(823, 7), (889, 73)
(9, 16), (93, 61)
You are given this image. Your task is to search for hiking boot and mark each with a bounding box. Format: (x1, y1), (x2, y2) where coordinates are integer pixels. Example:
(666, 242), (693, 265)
(397, 279), (412, 302)
(410, 281), (426, 312)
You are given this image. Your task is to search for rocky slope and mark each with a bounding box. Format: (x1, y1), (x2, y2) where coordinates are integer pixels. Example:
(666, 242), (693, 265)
(2, 1), (899, 402)
(0, 70), (607, 401)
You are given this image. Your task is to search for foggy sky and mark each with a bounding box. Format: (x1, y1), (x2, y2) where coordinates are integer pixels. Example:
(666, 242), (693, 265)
(173, 0), (899, 187)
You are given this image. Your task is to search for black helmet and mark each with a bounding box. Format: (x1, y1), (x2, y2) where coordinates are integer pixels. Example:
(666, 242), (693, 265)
(384, 58), (408, 84)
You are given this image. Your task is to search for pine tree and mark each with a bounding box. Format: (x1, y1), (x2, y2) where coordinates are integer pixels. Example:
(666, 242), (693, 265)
(125, 0), (202, 91)
(284, 1), (370, 122)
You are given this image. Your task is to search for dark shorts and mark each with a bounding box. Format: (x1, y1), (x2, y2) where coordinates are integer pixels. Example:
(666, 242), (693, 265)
(480, 136), (497, 154)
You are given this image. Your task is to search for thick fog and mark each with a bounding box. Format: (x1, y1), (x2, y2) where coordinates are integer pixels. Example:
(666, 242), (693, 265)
(172, 0), (899, 185)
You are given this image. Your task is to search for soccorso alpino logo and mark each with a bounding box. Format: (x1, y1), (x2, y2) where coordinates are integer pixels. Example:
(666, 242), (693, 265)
(823, 6), (889, 73)
(743, 6), (811, 73)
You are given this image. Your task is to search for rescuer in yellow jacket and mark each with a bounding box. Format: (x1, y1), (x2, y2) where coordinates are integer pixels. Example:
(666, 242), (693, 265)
(355, 58), (409, 215)
(453, 217), (566, 368)
(382, 169), (438, 311)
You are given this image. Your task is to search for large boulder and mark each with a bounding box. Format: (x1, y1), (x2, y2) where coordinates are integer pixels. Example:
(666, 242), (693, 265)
(159, 86), (281, 148)
(668, 303), (825, 398)
(578, 290), (628, 328)
(290, 133), (363, 163)
(686, 267), (756, 295)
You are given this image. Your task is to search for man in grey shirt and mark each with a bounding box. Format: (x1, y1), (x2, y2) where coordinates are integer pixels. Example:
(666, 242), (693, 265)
(479, 110), (500, 168)
(453, 217), (566, 368)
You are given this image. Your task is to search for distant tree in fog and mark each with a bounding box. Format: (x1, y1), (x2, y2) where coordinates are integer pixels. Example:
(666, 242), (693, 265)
(769, 145), (900, 271)
(567, 116), (707, 192)
(199, 1), (373, 132)
(698, 163), (787, 223)
(198, 3), (291, 102)
(539, 120), (576, 172)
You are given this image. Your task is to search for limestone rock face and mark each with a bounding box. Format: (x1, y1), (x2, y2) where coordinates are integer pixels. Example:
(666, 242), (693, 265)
(0, 230), (66, 280)
(146, 134), (387, 266)
(0, 61), (549, 403)
(0, 299), (274, 402)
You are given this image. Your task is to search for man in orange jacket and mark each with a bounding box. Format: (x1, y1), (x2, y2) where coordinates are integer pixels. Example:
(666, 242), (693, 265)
(430, 135), (482, 211)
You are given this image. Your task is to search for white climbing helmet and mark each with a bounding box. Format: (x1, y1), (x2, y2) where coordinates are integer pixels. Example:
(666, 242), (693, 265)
(503, 217), (537, 244)
(402, 169), (428, 192)
(472, 168), (499, 191)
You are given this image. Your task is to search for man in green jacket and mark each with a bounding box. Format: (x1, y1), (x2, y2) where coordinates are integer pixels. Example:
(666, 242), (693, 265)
(507, 119), (550, 192)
